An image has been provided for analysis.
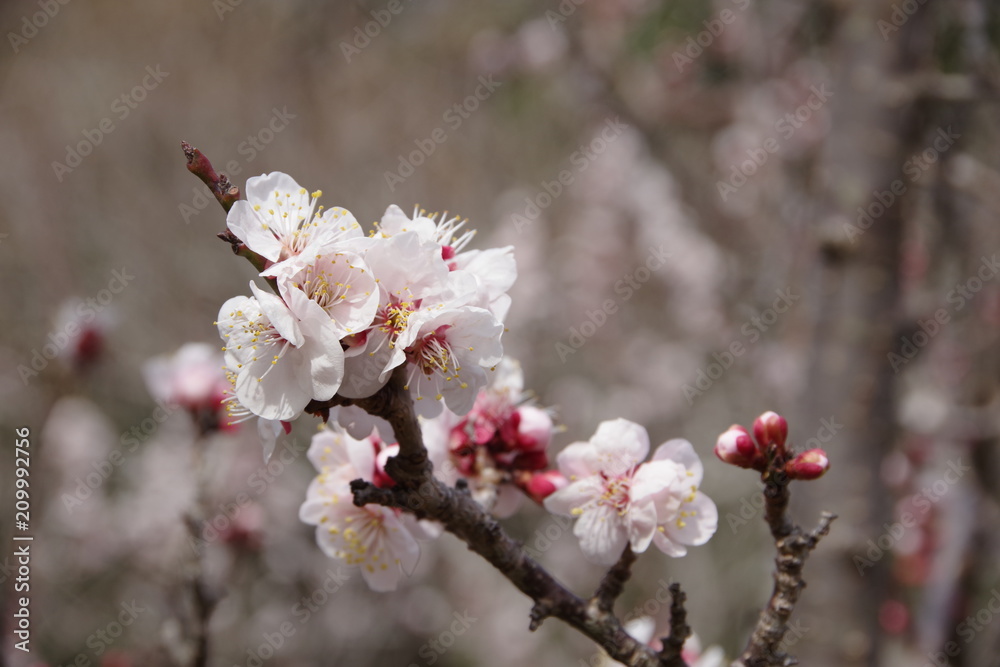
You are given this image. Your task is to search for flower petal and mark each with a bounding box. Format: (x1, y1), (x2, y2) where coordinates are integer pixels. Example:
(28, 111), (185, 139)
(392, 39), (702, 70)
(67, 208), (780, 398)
(574, 504), (629, 565)
(590, 418), (649, 475)
(662, 491), (718, 548)
(653, 438), (704, 486)
(543, 476), (602, 516)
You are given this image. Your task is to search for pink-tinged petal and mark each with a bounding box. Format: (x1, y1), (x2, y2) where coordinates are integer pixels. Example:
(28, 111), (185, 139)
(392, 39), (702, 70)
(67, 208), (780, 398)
(491, 484), (523, 519)
(627, 494), (659, 554)
(631, 460), (682, 501)
(401, 513), (443, 541)
(652, 528), (688, 558)
(306, 429), (352, 473)
(661, 492), (718, 548)
(590, 419), (649, 475)
(336, 404), (394, 442)
(258, 418), (283, 462)
(453, 246), (517, 295)
(382, 514), (421, 575)
(343, 432), (376, 482)
(360, 559), (400, 592)
(298, 493), (329, 525)
(555, 442), (601, 479)
(574, 505), (629, 565)
(652, 439), (704, 486)
(543, 476), (602, 516)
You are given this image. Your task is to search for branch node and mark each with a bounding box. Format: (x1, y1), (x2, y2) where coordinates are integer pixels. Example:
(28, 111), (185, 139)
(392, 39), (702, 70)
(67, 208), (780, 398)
(529, 600), (553, 631)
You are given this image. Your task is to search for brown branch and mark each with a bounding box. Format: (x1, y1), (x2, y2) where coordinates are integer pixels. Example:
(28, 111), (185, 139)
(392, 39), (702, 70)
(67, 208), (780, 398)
(660, 583), (691, 667)
(345, 368), (676, 666)
(592, 546), (637, 614)
(734, 456), (837, 667)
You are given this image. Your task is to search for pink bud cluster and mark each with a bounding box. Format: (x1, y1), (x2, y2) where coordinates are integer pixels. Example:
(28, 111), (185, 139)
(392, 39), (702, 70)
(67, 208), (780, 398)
(444, 394), (563, 504)
(714, 410), (830, 480)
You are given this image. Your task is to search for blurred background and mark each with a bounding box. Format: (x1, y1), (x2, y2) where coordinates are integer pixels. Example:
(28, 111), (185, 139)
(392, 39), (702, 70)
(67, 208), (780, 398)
(2, 0), (1000, 665)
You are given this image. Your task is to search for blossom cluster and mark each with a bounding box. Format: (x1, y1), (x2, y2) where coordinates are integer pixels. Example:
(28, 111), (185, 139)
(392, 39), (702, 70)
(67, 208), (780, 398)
(215, 171), (515, 431)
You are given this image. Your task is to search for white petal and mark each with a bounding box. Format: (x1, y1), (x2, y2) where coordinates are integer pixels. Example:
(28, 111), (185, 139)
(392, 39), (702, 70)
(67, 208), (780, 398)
(306, 429), (352, 473)
(662, 492), (718, 547)
(250, 282), (304, 347)
(631, 460), (682, 502)
(543, 476), (601, 516)
(383, 515), (421, 575)
(299, 318), (345, 401)
(245, 171), (305, 204)
(574, 504), (629, 566)
(591, 418), (649, 475)
(652, 438), (704, 486)
(627, 494), (659, 554)
(227, 200), (283, 262)
(555, 442), (601, 479)
(652, 528), (688, 558)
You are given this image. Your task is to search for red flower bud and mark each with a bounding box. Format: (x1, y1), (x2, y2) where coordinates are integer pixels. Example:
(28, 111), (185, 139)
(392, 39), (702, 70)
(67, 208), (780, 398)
(715, 425), (760, 468)
(512, 450), (548, 471)
(752, 411), (788, 450)
(523, 470), (567, 503)
(786, 448), (830, 480)
(514, 406), (553, 453)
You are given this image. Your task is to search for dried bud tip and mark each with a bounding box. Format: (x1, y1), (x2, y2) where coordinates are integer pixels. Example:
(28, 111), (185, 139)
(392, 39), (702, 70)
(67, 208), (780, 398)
(786, 448), (830, 480)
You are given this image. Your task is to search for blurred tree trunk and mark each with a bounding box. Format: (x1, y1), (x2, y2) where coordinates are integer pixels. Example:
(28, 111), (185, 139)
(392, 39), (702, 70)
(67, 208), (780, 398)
(796, 2), (949, 665)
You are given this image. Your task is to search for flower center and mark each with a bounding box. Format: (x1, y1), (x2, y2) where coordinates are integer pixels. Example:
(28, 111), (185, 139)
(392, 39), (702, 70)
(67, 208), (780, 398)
(376, 298), (415, 343)
(599, 472), (632, 515)
(406, 326), (460, 379)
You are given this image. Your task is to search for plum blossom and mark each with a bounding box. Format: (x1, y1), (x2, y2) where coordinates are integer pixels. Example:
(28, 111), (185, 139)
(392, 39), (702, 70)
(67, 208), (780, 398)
(400, 306), (504, 417)
(265, 249), (379, 337)
(216, 282), (343, 420)
(143, 342), (227, 414)
(299, 426), (427, 591)
(544, 418), (717, 565)
(378, 205), (516, 319)
(226, 172), (361, 267)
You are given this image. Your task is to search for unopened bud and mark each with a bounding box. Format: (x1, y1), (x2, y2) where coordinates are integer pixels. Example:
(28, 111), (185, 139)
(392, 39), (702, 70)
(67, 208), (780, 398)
(515, 406), (553, 453)
(753, 411), (788, 450)
(513, 449), (548, 471)
(523, 470), (567, 503)
(714, 425), (760, 468)
(786, 448), (830, 480)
